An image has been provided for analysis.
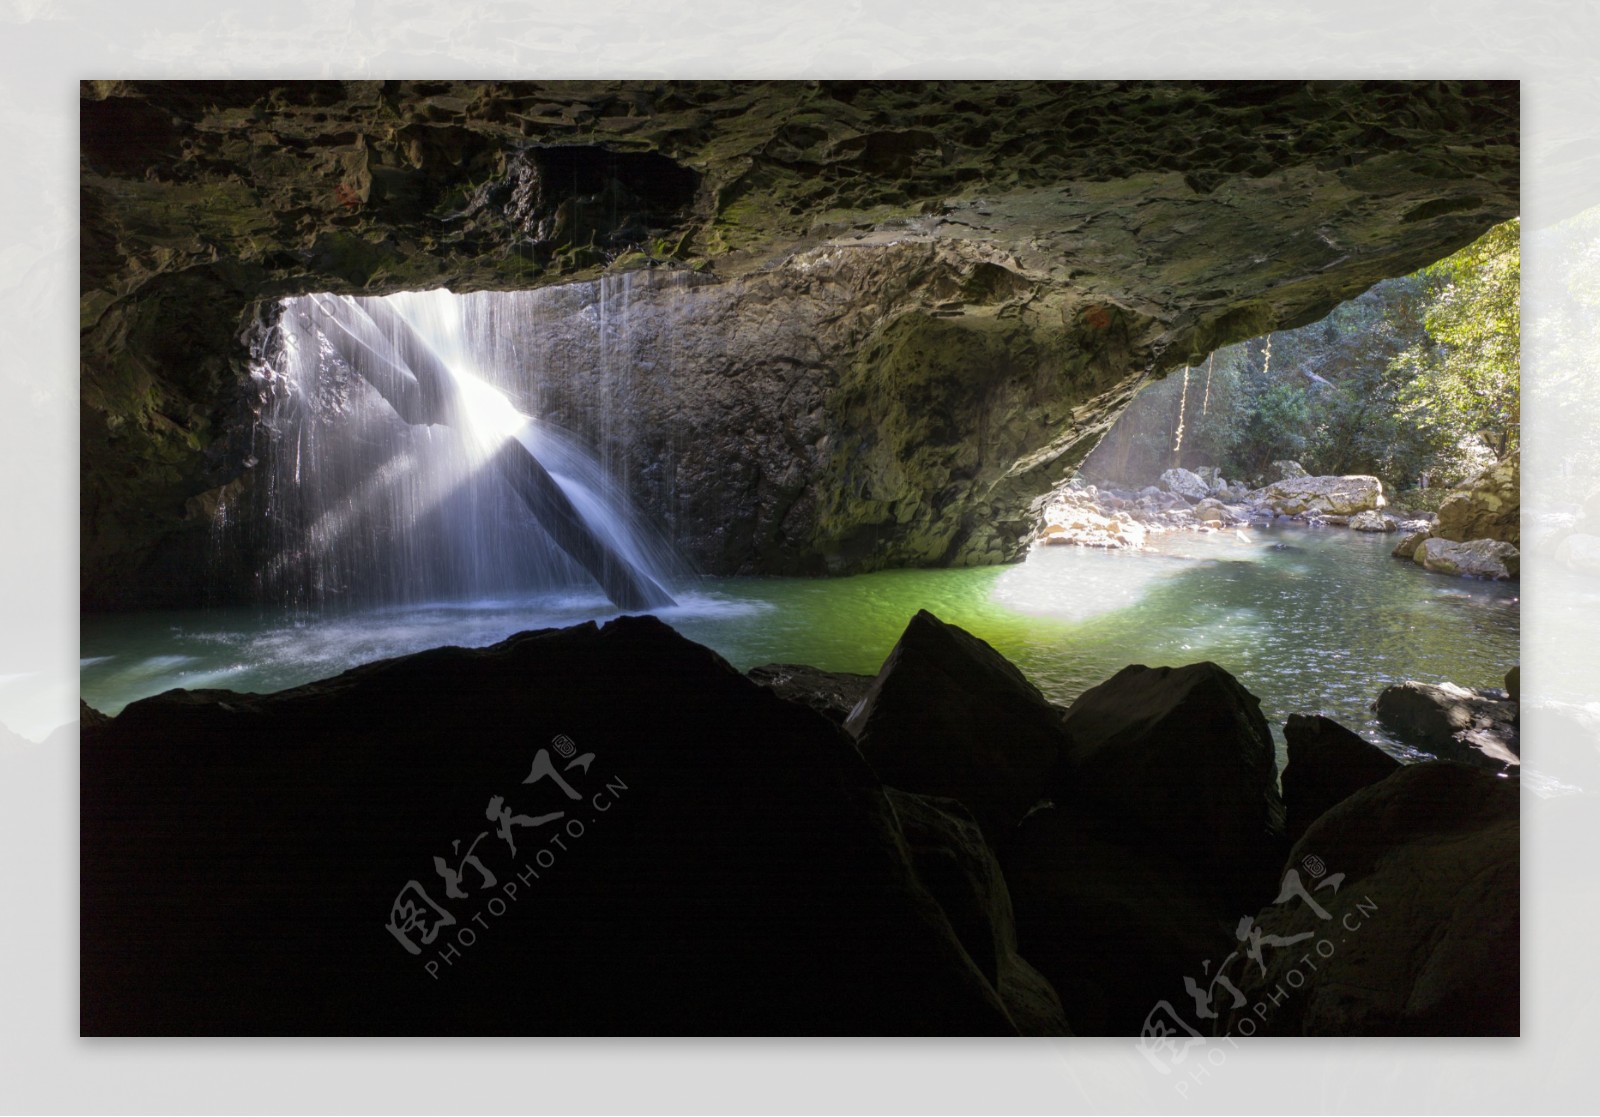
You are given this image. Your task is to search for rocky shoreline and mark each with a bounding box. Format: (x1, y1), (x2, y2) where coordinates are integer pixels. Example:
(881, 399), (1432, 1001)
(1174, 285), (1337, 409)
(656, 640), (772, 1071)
(1036, 455), (1521, 581)
(83, 610), (1519, 1037)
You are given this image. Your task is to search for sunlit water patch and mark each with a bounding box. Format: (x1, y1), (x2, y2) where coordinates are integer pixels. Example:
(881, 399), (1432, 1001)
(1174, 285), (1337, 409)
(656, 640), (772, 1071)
(83, 524), (1526, 780)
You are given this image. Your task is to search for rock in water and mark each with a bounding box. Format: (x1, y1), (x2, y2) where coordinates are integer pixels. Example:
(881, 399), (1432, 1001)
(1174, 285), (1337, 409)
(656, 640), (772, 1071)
(1222, 762), (1518, 1035)
(1392, 529), (1430, 560)
(845, 610), (1069, 844)
(1281, 714), (1402, 841)
(888, 790), (1071, 1036)
(1414, 536), (1520, 580)
(1375, 680), (1520, 772)
(1349, 509), (1397, 532)
(1434, 450), (1520, 546)
(1054, 661), (1287, 911)
(81, 616), (1017, 1036)
(1160, 467), (1212, 502)
(1252, 474), (1385, 517)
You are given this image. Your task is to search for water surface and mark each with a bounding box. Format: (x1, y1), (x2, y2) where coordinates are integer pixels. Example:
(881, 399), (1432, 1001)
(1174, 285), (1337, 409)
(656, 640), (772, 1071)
(83, 524), (1519, 771)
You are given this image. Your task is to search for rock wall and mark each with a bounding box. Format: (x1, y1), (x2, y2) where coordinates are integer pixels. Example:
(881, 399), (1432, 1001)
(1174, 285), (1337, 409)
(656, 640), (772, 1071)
(80, 80), (1520, 607)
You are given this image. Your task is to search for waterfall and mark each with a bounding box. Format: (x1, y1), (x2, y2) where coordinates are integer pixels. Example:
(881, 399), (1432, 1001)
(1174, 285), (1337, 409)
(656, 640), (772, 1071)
(251, 285), (685, 612)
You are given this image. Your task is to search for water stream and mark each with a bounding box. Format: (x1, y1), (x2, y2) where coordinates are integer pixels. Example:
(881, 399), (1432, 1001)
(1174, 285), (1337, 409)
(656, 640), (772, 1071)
(81, 285), (1527, 783)
(83, 522), (1521, 771)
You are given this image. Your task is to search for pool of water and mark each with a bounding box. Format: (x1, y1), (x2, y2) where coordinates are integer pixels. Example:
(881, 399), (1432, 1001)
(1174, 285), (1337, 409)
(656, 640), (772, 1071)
(82, 523), (1519, 768)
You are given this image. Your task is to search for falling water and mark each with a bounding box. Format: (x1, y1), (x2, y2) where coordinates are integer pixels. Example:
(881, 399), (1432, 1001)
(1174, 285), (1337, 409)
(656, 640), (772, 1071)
(248, 282), (689, 611)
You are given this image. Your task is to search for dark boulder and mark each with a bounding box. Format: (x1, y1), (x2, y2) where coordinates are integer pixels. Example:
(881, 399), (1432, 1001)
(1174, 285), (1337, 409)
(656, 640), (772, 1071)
(1003, 805), (1235, 1036)
(1054, 661), (1287, 910)
(81, 615), (1016, 1036)
(1281, 714), (1402, 842)
(845, 610), (1069, 844)
(746, 662), (874, 727)
(888, 789), (1070, 1036)
(1222, 761), (1518, 1035)
(1375, 680), (1520, 772)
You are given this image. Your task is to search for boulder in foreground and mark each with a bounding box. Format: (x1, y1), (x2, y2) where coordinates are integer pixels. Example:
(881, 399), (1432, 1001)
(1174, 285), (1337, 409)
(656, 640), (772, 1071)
(845, 610), (1069, 844)
(82, 615), (1024, 1036)
(1281, 713), (1402, 841)
(1222, 761), (1517, 1035)
(1053, 661), (1287, 910)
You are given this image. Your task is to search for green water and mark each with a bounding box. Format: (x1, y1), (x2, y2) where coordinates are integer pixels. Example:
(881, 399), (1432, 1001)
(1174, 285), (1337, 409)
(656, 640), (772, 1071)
(82, 523), (1518, 762)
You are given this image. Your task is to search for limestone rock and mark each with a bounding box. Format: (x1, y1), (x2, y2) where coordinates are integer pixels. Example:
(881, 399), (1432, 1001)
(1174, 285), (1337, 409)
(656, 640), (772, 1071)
(1392, 529), (1430, 560)
(1281, 713), (1402, 842)
(1054, 661), (1287, 911)
(1349, 509), (1397, 532)
(845, 610), (1069, 843)
(82, 615), (1017, 1035)
(1160, 468), (1212, 501)
(1252, 474), (1385, 517)
(1434, 450), (1519, 546)
(1414, 536), (1519, 580)
(1222, 762), (1518, 1036)
(1374, 680), (1520, 772)
(1267, 460), (1310, 483)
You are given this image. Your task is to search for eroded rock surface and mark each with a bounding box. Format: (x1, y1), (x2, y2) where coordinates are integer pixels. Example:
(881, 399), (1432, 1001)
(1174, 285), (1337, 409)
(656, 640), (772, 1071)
(79, 80), (1519, 607)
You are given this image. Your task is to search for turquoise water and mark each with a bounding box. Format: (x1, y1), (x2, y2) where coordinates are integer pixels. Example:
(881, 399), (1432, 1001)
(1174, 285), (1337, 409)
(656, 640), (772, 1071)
(81, 523), (1519, 762)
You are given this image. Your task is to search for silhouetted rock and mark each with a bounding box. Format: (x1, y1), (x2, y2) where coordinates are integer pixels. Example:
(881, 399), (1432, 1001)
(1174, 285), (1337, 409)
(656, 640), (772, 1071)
(1375, 680), (1519, 772)
(81, 615), (1016, 1036)
(1003, 805), (1234, 1035)
(1281, 714), (1402, 841)
(888, 789), (1070, 1036)
(1222, 762), (1518, 1035)
(1054, 661), (1288, 910)
(746, 662), (874, 726)
(845, 610), (1069, 844)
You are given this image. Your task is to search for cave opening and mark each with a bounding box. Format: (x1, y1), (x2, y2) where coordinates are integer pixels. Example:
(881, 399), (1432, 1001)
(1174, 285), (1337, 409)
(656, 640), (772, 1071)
(77, 81), (1529, 1039)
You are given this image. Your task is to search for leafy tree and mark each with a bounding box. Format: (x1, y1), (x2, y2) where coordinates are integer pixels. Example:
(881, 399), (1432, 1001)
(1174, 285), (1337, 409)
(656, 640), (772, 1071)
(1394, 218), (1520, 462)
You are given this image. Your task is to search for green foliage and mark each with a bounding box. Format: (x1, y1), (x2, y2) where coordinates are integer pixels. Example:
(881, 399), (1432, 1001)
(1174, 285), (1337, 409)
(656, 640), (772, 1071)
(1083, 220), (1520, 491)
(1393, 219), (1521, 462)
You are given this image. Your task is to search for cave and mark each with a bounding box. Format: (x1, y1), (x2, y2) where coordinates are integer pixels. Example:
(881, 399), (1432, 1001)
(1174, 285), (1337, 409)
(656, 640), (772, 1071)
(79, 79), (1522, 1038)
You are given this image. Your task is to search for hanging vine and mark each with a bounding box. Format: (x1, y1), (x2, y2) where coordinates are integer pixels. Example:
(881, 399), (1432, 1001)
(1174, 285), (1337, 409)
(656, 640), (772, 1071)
(1201, 352), (1214, 415)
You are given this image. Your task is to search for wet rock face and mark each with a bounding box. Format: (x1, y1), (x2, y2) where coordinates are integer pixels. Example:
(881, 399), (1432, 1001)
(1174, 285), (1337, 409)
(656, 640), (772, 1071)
(80, 80), (1519, 606)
